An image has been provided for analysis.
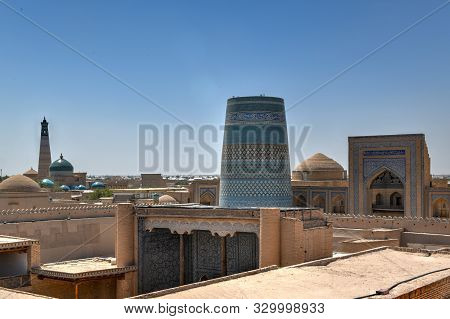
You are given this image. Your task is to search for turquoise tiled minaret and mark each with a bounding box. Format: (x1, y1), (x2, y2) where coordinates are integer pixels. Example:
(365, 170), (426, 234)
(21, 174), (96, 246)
(219, 96), (293, 207)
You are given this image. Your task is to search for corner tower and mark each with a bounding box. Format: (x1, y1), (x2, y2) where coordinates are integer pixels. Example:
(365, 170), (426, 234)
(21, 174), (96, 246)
(219, 96), (293, 207)
(38, 117), (51, 179)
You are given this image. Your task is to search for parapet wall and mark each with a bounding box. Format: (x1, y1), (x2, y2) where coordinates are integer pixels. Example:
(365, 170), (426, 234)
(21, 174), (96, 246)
(0, 206), (117, 263)
(280, 216), (333, 267)
(282, 209), (328, 228)
(282, 209), (324, 221)
(326, 214), (449, 235)
(0, 205), (116, 223)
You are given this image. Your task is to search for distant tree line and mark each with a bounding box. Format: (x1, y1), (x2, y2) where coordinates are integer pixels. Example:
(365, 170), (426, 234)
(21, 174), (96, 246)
(88, 189), (113, 200)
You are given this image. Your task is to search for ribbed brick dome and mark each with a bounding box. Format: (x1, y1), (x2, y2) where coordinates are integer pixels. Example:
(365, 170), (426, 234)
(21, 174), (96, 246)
(159, 194), (178, 204)
(0, 175), (42, 193)
(295, 153), (344, 172)
(23, 167), (38, 176)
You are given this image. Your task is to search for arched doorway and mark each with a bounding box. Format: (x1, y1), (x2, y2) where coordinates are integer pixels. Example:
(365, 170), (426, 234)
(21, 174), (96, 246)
(200, 191), (215, 206)
(312, 195), (326, 210)
(390, 192), (403, 208)
(433, 198), (449, 218)
(375, 193), (383, 206)
(369, 169), (404, 216)
(331, 195), (345, 214)
(293, 194), (307, 207)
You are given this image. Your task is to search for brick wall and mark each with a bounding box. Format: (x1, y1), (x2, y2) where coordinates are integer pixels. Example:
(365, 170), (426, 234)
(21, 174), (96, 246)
(115, 203), (137, 298)
(31, 274), (117, 299)
(280, 218), (303, 266)
(116, 204), (135, 267)
(0, 205), (116, 223)
(259, 208), (281, 267)
(326, 214), (449, 234)
(0, 217), (115, 263)
(303, 225), (333, 262)
(278, 217), (333, 267)
(0, 274), (29, 289)
(395, 276), (450, 299)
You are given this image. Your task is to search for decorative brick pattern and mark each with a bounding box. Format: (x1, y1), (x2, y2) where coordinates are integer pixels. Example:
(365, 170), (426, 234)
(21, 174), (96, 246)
(350, 137), (419, 216)
(226, 111), (286, 124)
(363, 158), (406, 183)
(219, 97), (293, 208)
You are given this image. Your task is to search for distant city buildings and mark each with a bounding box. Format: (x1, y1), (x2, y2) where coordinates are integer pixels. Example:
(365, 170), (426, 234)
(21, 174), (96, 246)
(0, 96), (448, 299)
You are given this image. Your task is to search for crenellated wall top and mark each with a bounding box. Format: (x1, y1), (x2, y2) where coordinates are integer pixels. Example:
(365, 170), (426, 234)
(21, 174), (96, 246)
(325, 213), (449, 235)
(325, 213), (449, 223)
(0, 205), (117, 223)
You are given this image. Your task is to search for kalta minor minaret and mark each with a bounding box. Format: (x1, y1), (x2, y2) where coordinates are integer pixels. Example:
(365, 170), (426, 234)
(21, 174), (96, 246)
(38, 117), (51, 179)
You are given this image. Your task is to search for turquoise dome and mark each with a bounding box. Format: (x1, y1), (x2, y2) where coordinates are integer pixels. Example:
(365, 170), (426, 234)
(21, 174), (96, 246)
(60, 185), (70, 191)
(91, 181), (105, 189)
(49, 154), (74, 173)
(41, 179), (54, 188)
(76, 185), (87, 190)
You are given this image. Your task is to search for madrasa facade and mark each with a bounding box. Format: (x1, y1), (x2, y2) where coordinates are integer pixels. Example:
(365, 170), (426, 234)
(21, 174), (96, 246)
(196, 132), (450, 219)
(291, 134), (450, 218)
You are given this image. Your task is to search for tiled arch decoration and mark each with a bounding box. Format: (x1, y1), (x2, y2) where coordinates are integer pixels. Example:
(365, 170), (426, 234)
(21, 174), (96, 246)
(352, 140), (417, 216)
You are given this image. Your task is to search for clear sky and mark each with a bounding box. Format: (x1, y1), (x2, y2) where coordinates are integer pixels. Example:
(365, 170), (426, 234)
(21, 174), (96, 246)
(1, 0), (449, 176)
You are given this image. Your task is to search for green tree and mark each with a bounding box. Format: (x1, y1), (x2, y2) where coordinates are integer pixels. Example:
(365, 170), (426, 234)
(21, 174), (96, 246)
(88, 188), (113, 200)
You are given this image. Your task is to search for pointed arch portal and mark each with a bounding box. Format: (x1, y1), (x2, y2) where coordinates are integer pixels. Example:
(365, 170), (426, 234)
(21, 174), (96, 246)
(368, 169), (404, 216)
(433, 198), (449, 218)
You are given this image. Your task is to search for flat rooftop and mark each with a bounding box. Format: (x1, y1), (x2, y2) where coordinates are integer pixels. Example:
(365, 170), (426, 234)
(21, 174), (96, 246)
(137, 248), (450, 299)
(0, 287), (51, 299)
(32, 257), (136, 281)
(0, 235), (38, 251)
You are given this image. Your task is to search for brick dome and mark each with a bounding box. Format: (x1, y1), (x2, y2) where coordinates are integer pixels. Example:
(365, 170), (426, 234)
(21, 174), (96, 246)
(294, 153), (344, 172)
(158, 194), (178, 204)
(0, 175), (42, 193)
(23, 167), (38, 176)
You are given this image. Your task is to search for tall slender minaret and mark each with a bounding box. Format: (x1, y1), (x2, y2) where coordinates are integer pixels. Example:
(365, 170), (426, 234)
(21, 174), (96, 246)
(38, 117), (51, 179)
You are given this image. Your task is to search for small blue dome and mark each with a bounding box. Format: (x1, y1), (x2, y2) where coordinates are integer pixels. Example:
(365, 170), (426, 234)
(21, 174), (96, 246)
(91, 182), (106, 189)
(60, 185), (70, 191)
(76, 185), (87, 190)
(41, 179), (54, 188)
(151, 193), (160, 201)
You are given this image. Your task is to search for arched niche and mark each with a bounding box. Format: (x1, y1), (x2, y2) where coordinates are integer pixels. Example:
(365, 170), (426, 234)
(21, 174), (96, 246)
(367, 169), (404, 216)
(331, 194), (345, 214)
(312, 194), (326, 210)
(293, 194), (307, 207)
(432, 198), (449, 218)
(200, 191), (215, 206)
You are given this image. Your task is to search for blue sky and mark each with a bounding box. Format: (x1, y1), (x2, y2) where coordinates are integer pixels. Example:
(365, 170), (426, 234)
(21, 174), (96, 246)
(0, 0), (449, 175)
